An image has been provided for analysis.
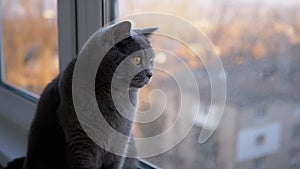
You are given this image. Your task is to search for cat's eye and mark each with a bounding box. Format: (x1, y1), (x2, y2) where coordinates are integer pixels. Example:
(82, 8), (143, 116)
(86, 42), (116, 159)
(132, 56), (142, 65)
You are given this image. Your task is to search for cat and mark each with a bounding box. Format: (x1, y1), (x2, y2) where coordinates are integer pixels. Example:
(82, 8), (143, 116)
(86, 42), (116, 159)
(6, 21), (156, 169)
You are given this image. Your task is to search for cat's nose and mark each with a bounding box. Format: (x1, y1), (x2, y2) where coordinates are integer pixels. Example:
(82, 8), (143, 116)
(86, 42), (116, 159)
(147, 72), (152, 79)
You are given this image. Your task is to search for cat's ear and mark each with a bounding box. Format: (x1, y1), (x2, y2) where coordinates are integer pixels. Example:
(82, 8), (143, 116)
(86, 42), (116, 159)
(110, 21), (132, 39)
(134, 27), (158, 38)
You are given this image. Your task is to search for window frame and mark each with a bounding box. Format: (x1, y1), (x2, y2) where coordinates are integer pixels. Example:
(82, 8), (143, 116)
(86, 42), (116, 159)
(0, 0), (103, 166)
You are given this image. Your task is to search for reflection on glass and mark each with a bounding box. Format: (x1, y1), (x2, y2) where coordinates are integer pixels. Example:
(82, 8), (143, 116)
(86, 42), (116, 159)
(1, 0), (58, 95)
(119, 0), (300, 169)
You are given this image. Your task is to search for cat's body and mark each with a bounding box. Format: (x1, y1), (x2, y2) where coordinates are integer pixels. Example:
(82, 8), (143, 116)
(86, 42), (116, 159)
(21, 22), (156, 169)
(24, 74), (67, 169)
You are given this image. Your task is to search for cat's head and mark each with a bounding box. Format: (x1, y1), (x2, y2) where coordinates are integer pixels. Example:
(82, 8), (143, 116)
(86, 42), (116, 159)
(129, 28), (157, 88)
(97, 24), (157, 90)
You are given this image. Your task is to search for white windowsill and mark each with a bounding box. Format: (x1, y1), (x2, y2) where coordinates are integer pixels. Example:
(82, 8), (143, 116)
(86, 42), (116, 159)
(0, 85), (35, 167)
(0, 116), (28, 167)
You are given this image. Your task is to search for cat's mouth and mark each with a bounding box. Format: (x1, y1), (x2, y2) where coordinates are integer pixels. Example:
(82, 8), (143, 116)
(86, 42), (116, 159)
(129, 77), (150, 88)
(129, 79), (149, 88)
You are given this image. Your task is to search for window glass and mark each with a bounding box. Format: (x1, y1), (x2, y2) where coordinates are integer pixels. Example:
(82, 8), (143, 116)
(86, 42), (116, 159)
(289, 148), (300, 166)
(0, 0), (58, 95)
(253, 157), (266, 169)
(255, 135), (265, 146)
(292, 124), (300, 139)
(255, 106), (267, 120)
(119, 0), (300, 169)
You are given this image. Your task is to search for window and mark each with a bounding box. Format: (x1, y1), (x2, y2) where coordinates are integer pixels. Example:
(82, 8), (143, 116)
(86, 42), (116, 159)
(1, 0), (59, 95)
(292, 124), (300, 139)
(256, 134), (265, 146)
(255, 107), (267, 120)
(117, 0), (300, 169)
(0, 0), (299, 169)
(253, 157), (266, 169)
(0, 0), (102, 166)
(289, 148), (300, 166)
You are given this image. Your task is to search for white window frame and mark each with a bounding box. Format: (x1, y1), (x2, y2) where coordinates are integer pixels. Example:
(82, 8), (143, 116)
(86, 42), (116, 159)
(0, 0), (103, 166)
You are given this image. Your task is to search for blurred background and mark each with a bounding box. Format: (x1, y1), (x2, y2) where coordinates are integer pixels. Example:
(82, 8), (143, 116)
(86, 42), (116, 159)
(1, 0), (300, 169)
(1, 0), (58, 95)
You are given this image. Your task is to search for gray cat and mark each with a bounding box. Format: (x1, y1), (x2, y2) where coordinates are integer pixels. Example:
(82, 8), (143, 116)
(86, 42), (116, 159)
(22, 21), (157, 169)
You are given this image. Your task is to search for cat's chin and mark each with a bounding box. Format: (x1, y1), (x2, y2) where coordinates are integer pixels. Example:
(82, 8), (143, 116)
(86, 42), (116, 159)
(129, 84), (145, 89)
(129, 82), (148, 89)
(129, 79), (150, 89)
(128, 88), (139, 93)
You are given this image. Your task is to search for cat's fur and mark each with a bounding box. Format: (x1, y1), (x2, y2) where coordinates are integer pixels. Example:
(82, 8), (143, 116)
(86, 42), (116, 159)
(21, 22), (156, 169)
